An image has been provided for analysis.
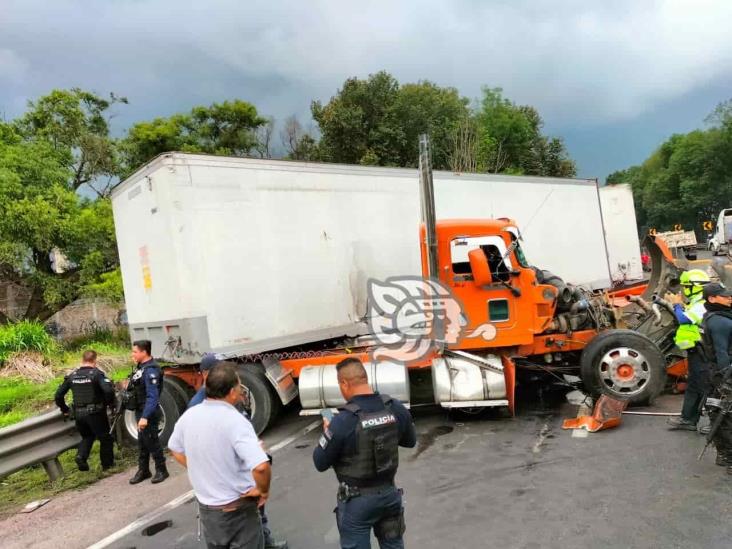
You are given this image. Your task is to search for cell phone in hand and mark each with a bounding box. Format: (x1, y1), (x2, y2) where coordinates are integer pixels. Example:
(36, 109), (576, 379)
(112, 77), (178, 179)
(320, 408), (334, 422)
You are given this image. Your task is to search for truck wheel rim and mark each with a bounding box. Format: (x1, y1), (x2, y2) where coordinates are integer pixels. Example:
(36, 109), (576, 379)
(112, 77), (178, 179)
(123, 405), (166, 440)
(597, 347), (650, 396)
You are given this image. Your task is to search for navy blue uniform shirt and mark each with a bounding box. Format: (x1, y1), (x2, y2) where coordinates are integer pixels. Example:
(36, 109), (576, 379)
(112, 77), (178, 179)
(312, 393), (417, 477)
(706, 313), (732, 372)
(138, 359), (162, 419)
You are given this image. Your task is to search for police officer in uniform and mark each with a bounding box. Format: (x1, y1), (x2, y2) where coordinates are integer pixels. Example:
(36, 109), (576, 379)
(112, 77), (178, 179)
(313, 357), (416, 549)
(54, 350), (115, 471)
(667, 269), (711, 431)
(699, 283), (732, 471)
(128, 339), (169, 484)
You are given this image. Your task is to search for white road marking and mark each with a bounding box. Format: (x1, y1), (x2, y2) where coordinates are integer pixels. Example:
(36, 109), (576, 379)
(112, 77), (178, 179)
(86, 490), (194, 549)
(87, 419), (320, 549)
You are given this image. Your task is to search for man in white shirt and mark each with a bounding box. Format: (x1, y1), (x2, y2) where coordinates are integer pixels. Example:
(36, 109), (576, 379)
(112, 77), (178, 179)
(169, 362), (271, 549)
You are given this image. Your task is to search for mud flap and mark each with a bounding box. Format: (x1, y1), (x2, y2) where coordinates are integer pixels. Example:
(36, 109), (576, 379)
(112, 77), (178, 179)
(562, 394), (629, 433)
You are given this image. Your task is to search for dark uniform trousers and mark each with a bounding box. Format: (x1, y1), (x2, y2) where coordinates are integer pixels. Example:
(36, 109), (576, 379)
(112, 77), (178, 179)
(76, 412), (114, 468)
(199, 497), (264, 549)
(681, 348), (711, 423)
(136, 410), (166, 471)
(336, 485), (404, 549)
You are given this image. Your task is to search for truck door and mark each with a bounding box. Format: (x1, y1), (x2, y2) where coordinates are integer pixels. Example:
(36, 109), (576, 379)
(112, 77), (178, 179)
(448, 235), (529, 348)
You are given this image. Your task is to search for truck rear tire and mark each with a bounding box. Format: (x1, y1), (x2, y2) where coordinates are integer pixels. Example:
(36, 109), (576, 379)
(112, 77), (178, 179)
(237, 364), (281, 435)
(580, 329), (665, 405)
(121, 388), (184, 448)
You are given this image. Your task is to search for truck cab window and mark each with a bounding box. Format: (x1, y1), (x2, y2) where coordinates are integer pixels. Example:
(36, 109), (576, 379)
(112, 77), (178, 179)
(451, 236), (512, 282)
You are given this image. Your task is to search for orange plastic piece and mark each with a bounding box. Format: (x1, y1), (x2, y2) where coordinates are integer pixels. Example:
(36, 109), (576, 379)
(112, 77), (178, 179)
(562, 394), (629, 433)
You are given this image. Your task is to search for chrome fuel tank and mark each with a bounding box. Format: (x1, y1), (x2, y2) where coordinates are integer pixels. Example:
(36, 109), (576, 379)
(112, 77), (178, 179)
(299, 360), (410, 409)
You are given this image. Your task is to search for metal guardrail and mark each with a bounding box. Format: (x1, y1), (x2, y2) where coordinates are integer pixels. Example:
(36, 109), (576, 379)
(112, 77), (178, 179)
(0, 409), (81, 481)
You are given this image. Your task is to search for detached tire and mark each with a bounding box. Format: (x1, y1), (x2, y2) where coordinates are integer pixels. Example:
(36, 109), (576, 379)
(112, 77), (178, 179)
(580, 329), (665, 405)
(121, 388), (184, 448)
(237, 364), (281, 435)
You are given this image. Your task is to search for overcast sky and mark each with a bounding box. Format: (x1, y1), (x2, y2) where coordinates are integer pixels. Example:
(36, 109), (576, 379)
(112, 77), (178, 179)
(2, 0), (732, 179)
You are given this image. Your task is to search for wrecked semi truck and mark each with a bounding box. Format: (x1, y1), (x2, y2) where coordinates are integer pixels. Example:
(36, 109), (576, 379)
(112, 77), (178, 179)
(111, 150), (670, 440)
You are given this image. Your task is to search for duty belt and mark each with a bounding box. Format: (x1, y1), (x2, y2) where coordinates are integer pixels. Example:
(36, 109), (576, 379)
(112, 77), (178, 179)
(338, 482), (395, 502)
(74, 403), (106, 414)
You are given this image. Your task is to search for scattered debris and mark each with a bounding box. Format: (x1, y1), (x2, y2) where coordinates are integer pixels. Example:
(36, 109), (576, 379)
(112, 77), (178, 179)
(562, 394), (628, 433)
(20, 499), (51, 513)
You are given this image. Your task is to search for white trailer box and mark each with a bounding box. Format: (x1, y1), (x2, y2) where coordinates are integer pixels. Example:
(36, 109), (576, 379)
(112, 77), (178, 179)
(599, 184), (643, 282)
(111, 153), (615, 362)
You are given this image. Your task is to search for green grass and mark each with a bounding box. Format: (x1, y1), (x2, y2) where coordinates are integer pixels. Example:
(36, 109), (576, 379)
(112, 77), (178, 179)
(0, 325), (140, 514)
(0, 441), (138, 515)
(0, 330), (132, 429)
(0, 321), (58, 362)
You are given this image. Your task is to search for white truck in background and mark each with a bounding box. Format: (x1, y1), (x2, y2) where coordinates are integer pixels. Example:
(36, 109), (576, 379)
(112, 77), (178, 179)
(709, 208), (732, 256)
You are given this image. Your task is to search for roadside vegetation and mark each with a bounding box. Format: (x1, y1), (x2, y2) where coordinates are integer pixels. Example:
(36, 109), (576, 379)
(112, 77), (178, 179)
(0, 320), (135, 514)
(0, 321), (132, 428)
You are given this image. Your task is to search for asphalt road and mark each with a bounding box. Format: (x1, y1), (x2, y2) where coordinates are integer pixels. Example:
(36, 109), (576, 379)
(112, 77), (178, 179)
(101, 387), (732, 549)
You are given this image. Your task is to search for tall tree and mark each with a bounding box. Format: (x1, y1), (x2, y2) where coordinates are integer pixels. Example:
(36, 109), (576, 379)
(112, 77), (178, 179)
(120, 99), (267, 176)
(14, 88), (127, 197)
(311, 71), (402, 166)
(0, 116), (118, 322)
(474, 88), (575, 177)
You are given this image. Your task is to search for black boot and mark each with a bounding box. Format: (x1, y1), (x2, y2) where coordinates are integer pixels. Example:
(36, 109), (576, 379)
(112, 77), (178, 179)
(75, 456), (90, 472)
(151, 464), (169, 484)
(129, 469), (152, 484)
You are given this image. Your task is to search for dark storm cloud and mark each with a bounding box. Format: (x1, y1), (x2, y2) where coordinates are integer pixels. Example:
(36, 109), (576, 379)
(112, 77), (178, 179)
(2, 0), (732, 176)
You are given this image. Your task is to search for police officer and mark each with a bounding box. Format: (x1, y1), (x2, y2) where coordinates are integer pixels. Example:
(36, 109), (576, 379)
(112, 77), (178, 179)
(699, 283), (732, 471)
(313, 357), (416, 549)
(128, 339), (169, 484)
(54, 350), (115, 471)
(667, 269), (711, 431)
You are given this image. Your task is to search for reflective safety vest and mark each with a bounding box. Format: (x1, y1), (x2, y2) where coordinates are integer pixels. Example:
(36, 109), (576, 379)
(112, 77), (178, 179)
(675, 297), (706, 350)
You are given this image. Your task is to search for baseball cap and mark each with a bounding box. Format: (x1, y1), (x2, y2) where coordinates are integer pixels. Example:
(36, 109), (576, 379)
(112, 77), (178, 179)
(199, 353), (221, 371)
(703, 283), (732, 299)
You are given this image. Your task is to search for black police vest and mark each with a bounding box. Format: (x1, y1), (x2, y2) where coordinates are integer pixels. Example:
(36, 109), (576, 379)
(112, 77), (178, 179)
(333, 395), (400, 485)
(69, 368), (103, 409)
(130, 363), (162, 411)
(701, 312), (732, 369)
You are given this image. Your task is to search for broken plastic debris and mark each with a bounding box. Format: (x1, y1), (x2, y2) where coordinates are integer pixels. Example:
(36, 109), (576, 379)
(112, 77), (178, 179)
(21, 499), (51, 513)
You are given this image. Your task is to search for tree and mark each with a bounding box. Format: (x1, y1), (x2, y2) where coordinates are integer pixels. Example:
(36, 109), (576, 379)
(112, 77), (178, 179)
(14, 88), (127, 198)
(280, 115), (320, 161)
(312, 71), (402, 166)
(0, 119), (118, 322)
(120, 99), (267, 176)
(312, 74), (574, 175)
(474, 88), (575, 177)
(254, 116), (275, 159)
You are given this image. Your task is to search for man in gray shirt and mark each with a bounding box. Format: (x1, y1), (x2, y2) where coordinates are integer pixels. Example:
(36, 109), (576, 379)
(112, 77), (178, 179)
(169, 363), (271, 549)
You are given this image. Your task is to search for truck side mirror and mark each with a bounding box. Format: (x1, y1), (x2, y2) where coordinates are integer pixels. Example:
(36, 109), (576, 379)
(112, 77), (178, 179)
(468, 248), (493, 286)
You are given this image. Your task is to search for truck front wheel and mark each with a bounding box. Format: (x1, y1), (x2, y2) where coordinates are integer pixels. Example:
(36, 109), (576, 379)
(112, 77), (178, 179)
(580, 330), (665, 405)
